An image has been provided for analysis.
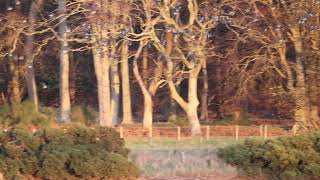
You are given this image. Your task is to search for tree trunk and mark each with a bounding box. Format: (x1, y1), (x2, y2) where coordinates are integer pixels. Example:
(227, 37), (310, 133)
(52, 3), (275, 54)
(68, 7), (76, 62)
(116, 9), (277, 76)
(293, 61), (310, 129)
(188, 71), (201, 135)
(92, 42), (112, 127)
(58, 0), (71, 123)
(142, 47), (149, 83)
(133, 48), (153, 128)
(8, 56), (21, 118)
(24, 0), (43, 112)
(25, 67), (38, 110)
(200, 61), (209, 121)
(69, 52), (77, 104)
(169, 91), (178, 120)
(143, 92), (153, 128)
(290, 28), (316, 129)
(120, 42), (133, 124)
(111, 55), (120, 126)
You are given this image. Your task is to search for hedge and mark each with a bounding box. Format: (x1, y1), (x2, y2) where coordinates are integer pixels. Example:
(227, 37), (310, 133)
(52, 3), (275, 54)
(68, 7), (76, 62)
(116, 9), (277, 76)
(0, 124), (139, 179)
(218, 132), (320, 179)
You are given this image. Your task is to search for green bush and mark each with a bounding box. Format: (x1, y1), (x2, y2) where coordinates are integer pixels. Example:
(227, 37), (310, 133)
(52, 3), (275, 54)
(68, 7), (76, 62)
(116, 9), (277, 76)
(0, 103), (10, 128)
(218, 132), (320, 179)
(0, 125), (139, 179)
(168, 114), (189, 127)
(0, 101), (54, 128)
(71, 105), (98, 126)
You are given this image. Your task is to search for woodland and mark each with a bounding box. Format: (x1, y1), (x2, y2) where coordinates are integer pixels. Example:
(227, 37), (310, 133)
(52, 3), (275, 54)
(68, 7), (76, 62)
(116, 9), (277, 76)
(0, 0), (319, 137)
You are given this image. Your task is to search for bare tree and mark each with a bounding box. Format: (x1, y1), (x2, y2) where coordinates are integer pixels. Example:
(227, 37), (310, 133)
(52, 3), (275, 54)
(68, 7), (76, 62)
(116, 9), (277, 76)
(87, 0), (133, 127)
(223, 0), (320, 130)
(134, 0), (217, 135)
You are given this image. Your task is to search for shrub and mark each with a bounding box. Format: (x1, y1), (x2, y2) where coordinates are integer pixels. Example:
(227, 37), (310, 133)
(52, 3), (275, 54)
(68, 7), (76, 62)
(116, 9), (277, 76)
(0, 101), (54, 128)
(218, 132), (320, 179)
(168, 114), (189, 127)
(71, 105), (98, 126)
(0, 103), (10, 128)
(0, 125), (139, 179)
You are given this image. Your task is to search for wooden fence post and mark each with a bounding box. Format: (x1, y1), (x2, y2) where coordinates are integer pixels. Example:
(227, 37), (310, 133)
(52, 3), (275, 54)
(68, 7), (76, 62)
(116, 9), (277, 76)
(206, 125), (210, 140)
(120, 126), (124, 139)
(177, 126), (181, 141)
(264, 125), (268, 140)
(235, 125), (239, 140)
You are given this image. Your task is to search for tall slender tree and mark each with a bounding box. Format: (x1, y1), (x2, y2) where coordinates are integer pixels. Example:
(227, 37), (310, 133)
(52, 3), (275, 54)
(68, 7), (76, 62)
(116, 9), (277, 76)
(24, 0), (43, 112)
(58, 0), (71, 123)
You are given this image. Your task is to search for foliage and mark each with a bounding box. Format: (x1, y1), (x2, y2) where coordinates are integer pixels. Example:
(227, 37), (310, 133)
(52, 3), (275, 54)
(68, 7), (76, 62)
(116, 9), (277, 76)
(168, 114), (189, 127)
(0, 103), (10, 127)
(218, 132), (320, 179)
(71, 105), (98, 126)
(0, 125), (139, 179)
(213, 110), (251, 126)
(0, 101), (54, 128)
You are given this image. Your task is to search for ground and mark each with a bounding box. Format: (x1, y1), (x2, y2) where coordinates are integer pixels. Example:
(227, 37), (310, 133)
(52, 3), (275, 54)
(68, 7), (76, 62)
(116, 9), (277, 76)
(126, 138), (262, 180)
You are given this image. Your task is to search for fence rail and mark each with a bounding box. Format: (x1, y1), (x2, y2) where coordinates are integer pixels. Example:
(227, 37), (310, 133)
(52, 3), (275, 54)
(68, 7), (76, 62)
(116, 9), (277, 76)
(116, 125), (293, 140)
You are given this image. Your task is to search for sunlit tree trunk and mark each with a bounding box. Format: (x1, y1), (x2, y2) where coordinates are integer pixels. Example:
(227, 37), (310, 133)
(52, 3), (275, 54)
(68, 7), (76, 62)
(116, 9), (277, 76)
(120, 41), (133, 124)
(132, 44), (163, 128)
(92, 22), (112, 127)
(58, 0), (71, 123)
(188, 68), (202, 135)
(133, 52), (153, 128)
(164, 32), (202, 135)
(92, 48), (112, 127)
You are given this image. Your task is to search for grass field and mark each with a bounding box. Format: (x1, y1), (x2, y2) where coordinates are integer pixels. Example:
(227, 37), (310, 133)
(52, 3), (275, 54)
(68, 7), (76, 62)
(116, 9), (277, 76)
(125, 137), (251, 149)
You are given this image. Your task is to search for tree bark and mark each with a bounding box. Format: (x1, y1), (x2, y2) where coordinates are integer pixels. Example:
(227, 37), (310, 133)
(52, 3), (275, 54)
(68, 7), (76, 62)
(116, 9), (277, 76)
(142, 47), (149, 83)
(120, 41), (133, 124)
(8, 56), (21, 118)
(111, 54), (120, 126)
(164, 31), (202, 136)
(69, 52), (76, 104)
(292, 61), (311, 129)
(91, 21), (112, 127)
(132, 46), (153, 128)
(188, 72), (201, 135)
(290, 28), (315, 129)
(93, 48), (112, 127)
(142, 91), (153, 128)
(24, 0), (43, 112)
(58, 0), (71, 123)
(200, 60), (209, 121)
